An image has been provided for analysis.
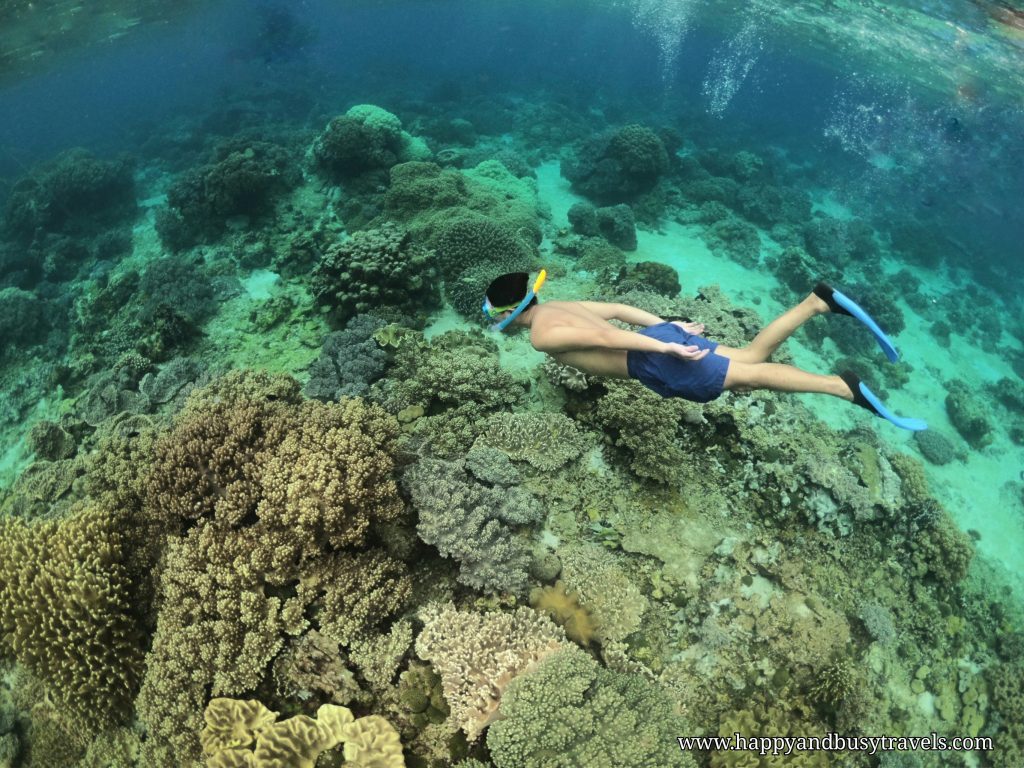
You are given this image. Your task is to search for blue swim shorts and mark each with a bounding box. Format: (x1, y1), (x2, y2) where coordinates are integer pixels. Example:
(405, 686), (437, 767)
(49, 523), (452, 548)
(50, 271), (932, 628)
(626, 322), (730, 403)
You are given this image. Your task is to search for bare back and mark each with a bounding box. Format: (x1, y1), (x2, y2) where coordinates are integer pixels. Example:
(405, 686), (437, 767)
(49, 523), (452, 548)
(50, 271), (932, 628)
(529, 301), (631, 379)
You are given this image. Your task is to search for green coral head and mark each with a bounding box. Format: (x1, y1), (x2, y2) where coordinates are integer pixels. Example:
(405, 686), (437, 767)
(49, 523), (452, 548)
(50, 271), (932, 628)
(372, 322), (414, 348)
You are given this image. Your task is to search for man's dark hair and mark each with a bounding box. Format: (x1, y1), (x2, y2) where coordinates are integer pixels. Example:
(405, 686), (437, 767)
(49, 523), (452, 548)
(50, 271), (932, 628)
(485, 272), (538, 309)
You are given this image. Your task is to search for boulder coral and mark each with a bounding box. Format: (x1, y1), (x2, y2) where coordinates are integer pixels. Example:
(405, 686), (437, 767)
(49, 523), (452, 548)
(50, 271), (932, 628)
(434, 211), (535, 275)
(312, 103), (430, 180)
(381, 159), (544, 251)
(562, 124), (670, 204)
(595, 203), (637, 250)
(944, 378), (993, 449)
(702, 215), (762, 268)
(612, 260), (681, 297)
(155, 139), (300, 250)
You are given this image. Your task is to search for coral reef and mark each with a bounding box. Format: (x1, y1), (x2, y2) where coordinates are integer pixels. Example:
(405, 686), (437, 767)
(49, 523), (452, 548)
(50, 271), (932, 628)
(711, 705), (830, 767)
(434, 211), (537, 318)
(567, 201), (599, 236)
(132, 370), (410, 764)
(909, 516), (974, 588)
(312, 103), (428, 180)
(857, 601), (898, 646)
(272, 630), (362, 706)
(486, 645), (694, 767)
(944, 378), (993, 449)
(912, 428), (960, 465)
(474, 410), (590, 472)
(138, 355), (209, 408)
(613, 260), (681, 297)
(397, 662), (450, 730)
(562, 124), (670, 203)
(25, 419), (76, 461)
(542, 357), (591, 391)
(765, 245), (840, 296)
(580, 377), (691, 484)
(529, 581), (598, 646)
(382, 159), (544, 254)
(2, 148), (136, 243)
(989, 662), (1024, 765)
(200, 697), (405, 767)
(0, 80), (1014, 768)
(310, 223), (440, 328)
(736, 183), (812, 228)
(0, 287), (51, 356)
(305, 314), (390, 400)
(377, 329), (528, 457)
(702, 215), (762, 268)
(801, 214), (878, 272)
(557, 542), (647, 643)
(156, 138), (300, 249)
(464, 443), (522, 486)
(435, 211), (535, 275)
(402, 456), (543, 593)
(596, 203), (638, 250)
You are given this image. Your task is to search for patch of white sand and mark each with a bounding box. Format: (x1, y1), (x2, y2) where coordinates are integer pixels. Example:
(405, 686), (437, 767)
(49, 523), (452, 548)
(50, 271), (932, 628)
(241, 269), (280, 300)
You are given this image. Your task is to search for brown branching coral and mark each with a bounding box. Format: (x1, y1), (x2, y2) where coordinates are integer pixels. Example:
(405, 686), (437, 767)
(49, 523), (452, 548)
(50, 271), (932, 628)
(133, 370), (411, 766)
(259, 397), (406, 552)
(143, 371), (301, 526)
(315, 549), (414, 647)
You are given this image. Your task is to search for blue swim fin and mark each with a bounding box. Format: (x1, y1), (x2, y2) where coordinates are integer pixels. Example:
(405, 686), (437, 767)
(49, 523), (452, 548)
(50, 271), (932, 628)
(840, 371), (928, 431)
(814, 283), (900, 362)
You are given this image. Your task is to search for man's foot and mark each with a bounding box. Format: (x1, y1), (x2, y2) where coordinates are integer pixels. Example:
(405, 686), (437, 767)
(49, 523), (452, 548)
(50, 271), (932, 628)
(812, 282), (851, 315)
(813, 281), (900, 362)
(839, 371), (879, 413)
(838, 370), (928, 431)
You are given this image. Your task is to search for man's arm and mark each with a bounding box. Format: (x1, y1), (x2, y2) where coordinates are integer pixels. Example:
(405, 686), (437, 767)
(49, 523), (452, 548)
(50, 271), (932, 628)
(614, 304), (666, 327)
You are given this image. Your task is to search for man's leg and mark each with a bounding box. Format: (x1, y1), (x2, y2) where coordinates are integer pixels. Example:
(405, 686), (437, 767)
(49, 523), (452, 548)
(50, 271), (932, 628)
(715, 292), (829, 364)
(724, 359), (853, 400)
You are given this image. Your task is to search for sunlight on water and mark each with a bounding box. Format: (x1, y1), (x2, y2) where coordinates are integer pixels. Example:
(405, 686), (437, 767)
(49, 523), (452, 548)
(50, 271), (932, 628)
(700, 0), (769, 115)
(823, 80), (903, 160)
(623, 0), (700, 86)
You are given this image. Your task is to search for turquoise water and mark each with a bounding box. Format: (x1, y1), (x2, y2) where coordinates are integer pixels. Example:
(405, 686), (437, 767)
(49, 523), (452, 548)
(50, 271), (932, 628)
(0, 1), (1022, 766)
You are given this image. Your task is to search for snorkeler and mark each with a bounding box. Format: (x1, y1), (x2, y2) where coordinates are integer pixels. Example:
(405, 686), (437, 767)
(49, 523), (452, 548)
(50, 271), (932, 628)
(482, 272), (927, 431)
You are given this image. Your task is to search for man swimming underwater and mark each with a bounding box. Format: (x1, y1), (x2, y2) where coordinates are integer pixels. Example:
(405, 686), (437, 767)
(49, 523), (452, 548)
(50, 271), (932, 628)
(482, 271), (927, 431)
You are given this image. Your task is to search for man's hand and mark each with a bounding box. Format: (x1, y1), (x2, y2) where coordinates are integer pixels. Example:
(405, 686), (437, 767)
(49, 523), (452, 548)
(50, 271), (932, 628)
(670, 320), (705, 335)
(663, 342), (710, 361)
